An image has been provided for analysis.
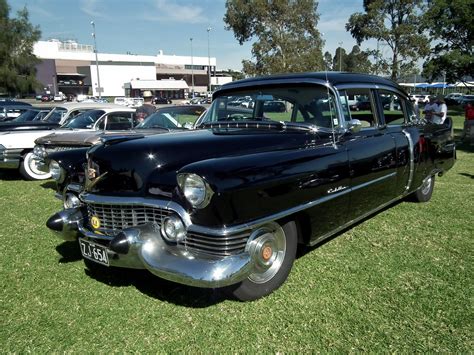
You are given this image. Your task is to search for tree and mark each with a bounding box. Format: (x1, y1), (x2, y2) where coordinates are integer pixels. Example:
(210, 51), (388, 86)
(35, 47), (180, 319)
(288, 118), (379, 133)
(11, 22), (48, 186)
(345, 45), (373, 74)
(422, 0), (474, 86)
(346, 0), (429, 80)
(0, 0), (41, 96)
(323, 51), (332, 70)
(224, 0), (324, 76)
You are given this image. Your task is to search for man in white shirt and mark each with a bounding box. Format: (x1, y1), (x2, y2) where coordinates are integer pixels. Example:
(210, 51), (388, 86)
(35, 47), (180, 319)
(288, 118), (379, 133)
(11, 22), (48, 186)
(432, 96), (448, 124)
(423, 96), (437, 122)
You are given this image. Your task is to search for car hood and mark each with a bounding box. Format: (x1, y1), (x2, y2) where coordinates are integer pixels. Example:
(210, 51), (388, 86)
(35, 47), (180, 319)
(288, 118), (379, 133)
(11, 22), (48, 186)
(36, 128), (170, 146)
(85, 128), (312, 196)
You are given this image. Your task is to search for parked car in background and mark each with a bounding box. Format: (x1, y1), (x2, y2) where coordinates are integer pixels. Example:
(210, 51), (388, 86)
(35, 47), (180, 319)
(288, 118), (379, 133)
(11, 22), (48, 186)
(458, 95), (474, 106)
(38, 105), (206, 202)
(444, 92), (463, 105)
(54, 92), (66, 102)
(45, 72), (454, 301)
(0, 108), (50, 128)
(0, 102), (33, 121)
(0, 103), (132, 180)
(41, 94), (54, 102)
(152, 96), (172, 104)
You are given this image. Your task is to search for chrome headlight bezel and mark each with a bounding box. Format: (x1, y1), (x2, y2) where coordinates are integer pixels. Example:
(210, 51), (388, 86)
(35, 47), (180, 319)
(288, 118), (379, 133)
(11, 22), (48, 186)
(49, 160), (65, 182)
(177, 173), (214, 209)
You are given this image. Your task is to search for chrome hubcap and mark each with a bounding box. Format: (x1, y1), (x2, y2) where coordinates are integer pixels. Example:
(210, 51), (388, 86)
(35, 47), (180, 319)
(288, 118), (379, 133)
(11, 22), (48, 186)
(247, 222), (286, 284)
(421, 176), (432, 195)
(27, 154), (47, 176)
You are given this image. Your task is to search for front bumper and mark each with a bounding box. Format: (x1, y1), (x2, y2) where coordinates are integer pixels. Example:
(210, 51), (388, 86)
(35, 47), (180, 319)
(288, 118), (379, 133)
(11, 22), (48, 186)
(0, 147), (22, 168)
(47, 207), (255, 288)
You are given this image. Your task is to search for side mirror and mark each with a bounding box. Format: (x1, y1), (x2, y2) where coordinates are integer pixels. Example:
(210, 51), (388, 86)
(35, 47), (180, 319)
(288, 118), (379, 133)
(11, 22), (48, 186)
(347, 119), (362, 133)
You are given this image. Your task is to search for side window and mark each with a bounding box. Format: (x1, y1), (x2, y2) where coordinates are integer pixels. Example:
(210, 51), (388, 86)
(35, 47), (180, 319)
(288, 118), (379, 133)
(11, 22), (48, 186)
(104, 112), (133, 130)
(378, 91), (405, 126)
(340, 88), (378, 128)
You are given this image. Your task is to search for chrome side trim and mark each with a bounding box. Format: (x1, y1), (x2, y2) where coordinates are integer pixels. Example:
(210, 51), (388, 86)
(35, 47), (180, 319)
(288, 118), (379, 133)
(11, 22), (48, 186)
(80, 171), (396, 238)
(402, 129), (415, 192)
(350, 172), (396, 192)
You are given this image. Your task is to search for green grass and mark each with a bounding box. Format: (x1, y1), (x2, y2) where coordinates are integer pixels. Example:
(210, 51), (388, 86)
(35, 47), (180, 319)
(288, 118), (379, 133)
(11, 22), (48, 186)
(0, 111), (472, 352)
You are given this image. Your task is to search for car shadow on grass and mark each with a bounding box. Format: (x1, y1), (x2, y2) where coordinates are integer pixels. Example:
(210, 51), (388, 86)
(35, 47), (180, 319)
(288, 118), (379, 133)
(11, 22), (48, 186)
(40, 180), (57, 189)
(56, 240), (82, 263)
(55, 240), (228, 306)
(0, 169), (22, 180)
(84, 265), (227, 307)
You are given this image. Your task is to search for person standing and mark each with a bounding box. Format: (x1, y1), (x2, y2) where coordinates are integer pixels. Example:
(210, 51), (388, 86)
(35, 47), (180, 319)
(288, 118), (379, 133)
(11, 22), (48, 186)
(432, 96), (447, 124)
(135, 91), (156, 124)
(422, 96), (437, 122)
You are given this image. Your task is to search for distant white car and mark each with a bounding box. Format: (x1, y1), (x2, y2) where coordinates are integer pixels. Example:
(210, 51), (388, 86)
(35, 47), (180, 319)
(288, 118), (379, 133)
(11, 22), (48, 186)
(53, 93), (66, 102)
(0, 103), (134, 180)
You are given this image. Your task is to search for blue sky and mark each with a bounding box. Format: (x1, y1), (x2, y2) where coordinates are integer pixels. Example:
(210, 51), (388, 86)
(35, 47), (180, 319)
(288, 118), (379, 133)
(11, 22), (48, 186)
(9, 0), (373, 71)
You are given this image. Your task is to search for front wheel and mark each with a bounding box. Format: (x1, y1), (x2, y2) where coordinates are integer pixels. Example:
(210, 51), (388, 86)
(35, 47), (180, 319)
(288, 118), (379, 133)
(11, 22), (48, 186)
(413, 175), (435, 202)
(19, 152), (51, 181)
(225, 220), (298, 301)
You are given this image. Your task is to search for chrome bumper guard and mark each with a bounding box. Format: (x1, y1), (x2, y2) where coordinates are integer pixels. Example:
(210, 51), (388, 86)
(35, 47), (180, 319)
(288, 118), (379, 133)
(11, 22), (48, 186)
(47, 207), (254, 288)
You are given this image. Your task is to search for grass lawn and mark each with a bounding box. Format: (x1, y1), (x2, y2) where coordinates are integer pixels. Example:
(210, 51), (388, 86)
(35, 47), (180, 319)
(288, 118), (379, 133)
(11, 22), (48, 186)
(0, 110), (472, 352)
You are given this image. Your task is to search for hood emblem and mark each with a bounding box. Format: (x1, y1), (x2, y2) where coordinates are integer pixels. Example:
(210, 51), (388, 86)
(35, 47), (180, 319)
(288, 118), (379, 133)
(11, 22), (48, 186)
(87, 168), (97, 180)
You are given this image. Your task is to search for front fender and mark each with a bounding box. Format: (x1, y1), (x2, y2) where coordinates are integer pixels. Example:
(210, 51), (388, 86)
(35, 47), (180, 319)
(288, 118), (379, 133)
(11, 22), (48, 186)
(178, 144), (349, 227)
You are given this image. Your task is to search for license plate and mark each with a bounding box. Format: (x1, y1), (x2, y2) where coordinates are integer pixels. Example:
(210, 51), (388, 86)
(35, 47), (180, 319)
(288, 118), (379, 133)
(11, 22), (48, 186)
(79, 239), (109, 266)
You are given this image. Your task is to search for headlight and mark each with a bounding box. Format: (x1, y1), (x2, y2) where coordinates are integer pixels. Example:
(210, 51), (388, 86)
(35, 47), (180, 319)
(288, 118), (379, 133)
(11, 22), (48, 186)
(49, 160), (64, 182)
(161, 215), (186, 242)
(177, 173), (214, 209)
(63, 193), (82, 209)
(33, 145), (46, 158)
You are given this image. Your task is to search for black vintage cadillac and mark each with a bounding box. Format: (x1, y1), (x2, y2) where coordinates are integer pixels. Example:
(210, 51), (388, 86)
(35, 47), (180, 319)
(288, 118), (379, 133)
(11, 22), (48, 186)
(46, 73), (455, 301)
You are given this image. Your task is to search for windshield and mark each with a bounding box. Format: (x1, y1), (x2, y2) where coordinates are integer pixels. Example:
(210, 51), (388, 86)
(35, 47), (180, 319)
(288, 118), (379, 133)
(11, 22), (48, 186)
(136, 112), (181, 129)
(61, 110), (105, 129)
(13, 109), (40, 122)
(44, 107), (67, 123)
(198, 85), (339, 129)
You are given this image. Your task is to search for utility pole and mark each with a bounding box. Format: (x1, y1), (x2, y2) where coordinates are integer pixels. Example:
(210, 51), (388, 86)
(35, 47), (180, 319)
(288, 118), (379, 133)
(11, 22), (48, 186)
(190, 38), (194, 98)
(207, 27), (212, 94)
(338, 41), (343, 72)
(91, 21), (102, 99)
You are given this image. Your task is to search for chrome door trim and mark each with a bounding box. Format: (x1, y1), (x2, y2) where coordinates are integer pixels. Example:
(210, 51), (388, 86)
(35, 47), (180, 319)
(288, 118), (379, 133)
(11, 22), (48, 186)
(402, 129), (414, 192)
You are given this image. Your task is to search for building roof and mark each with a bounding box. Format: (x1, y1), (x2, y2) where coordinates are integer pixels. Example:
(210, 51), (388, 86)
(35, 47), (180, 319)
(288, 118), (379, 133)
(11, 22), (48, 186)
(126, 80), (189, 90)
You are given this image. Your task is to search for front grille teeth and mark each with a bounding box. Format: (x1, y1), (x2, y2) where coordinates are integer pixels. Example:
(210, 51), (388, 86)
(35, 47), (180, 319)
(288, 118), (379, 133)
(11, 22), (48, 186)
(85, 202), (250, 257)
(87, 203), (170, 235)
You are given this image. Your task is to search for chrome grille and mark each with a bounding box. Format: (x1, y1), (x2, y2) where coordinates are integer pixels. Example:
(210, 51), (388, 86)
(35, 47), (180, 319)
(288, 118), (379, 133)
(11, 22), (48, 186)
(87, 203), (170, 235)
(180, 231), (249, 256)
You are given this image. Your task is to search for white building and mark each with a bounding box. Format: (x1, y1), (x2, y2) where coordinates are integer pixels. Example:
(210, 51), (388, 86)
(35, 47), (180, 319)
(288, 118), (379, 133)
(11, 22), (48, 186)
(34, 40), (228, 99)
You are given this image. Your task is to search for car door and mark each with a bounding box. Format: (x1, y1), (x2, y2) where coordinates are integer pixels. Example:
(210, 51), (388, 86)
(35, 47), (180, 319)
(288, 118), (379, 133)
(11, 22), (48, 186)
(339, 88), (398, 220)
(376, 89), (419, 196)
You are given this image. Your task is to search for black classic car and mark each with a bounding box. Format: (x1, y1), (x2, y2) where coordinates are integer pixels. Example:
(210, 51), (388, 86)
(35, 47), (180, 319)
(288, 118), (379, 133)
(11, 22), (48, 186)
(46, 72), (455, 301)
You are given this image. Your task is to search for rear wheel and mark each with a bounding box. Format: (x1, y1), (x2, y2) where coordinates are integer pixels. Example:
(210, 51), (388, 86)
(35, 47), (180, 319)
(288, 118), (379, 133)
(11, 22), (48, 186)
(413, 175), (435, 202)
(225, 220), (298, 301)
(19, 151), (51, 181)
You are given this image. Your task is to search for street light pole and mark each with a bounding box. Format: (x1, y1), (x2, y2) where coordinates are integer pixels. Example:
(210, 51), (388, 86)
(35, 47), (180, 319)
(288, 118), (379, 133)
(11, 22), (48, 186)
(207, 27), (212, 94)
(190, 37), (194, 98)
(91, 21), (102, 99)
(338, 41), (343, 72)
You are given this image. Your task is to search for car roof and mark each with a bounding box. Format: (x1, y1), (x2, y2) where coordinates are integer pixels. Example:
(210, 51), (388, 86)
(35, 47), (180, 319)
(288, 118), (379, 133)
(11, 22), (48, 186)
(53, 102), (132, 110)
(218, 72), (402, 93)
